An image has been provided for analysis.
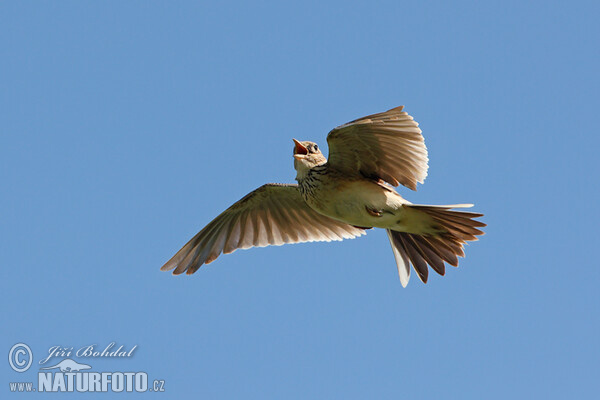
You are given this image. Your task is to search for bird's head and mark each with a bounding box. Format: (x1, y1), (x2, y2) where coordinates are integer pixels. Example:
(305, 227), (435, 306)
(292, 139), (326, 180)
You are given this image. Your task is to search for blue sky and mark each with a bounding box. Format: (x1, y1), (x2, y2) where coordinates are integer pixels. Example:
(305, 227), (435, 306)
(2, 0), (598, 398)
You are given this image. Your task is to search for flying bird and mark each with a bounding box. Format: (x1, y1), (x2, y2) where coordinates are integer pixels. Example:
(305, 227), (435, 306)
(161, 106), (485, 286)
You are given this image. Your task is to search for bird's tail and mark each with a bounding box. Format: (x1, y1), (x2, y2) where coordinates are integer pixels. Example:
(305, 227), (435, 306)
(386, 204), (485, 287)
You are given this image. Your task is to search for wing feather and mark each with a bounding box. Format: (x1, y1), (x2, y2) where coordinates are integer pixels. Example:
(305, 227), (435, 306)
(161, 183), (366, 274)
(327, 106), (428, 190)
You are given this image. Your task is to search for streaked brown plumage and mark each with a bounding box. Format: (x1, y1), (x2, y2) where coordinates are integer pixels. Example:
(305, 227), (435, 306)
(161, 106), (485, 286)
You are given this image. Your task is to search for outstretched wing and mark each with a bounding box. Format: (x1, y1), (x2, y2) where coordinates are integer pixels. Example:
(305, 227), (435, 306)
(326, 106), (428, 190)
(161, 183), (366, 275)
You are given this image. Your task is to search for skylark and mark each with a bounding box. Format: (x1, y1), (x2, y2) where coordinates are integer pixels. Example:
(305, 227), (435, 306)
(161, 106), (485, 286)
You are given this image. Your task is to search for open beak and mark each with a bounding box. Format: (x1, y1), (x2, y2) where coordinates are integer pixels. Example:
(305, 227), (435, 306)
(293, 139), (308, 160)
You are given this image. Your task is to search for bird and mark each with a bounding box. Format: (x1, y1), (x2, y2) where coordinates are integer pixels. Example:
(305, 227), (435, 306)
(161, 106), (485, 287)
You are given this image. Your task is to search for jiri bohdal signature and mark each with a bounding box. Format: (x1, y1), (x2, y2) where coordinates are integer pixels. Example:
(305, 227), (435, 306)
(39, 342), (137, 365)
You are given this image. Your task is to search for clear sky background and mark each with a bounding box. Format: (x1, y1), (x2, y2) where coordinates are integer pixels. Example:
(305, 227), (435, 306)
(2, 1), (598, 398)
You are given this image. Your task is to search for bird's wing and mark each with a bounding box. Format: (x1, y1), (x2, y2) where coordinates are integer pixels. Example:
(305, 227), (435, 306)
(326, 106), (428, 190)
(161, 183), (366, 275)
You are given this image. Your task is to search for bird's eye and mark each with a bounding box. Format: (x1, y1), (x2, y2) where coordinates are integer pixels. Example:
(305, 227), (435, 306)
(313, 145), (318, 152)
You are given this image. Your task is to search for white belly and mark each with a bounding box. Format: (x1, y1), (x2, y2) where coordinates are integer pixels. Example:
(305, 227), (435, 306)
(306, 179), (409, 229)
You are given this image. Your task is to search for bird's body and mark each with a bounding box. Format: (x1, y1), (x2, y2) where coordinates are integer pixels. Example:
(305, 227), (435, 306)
(298, 167), (408, 230)
(162, 106), (485, 286)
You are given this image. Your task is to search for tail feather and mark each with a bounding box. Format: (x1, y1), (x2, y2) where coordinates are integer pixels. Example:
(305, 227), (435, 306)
(405, 234), (446, 276)
(386, 230), (411, 287)
(420, 234), (459, 266)
(398, 233), (429, 283)
(386, 204), (485, 286)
